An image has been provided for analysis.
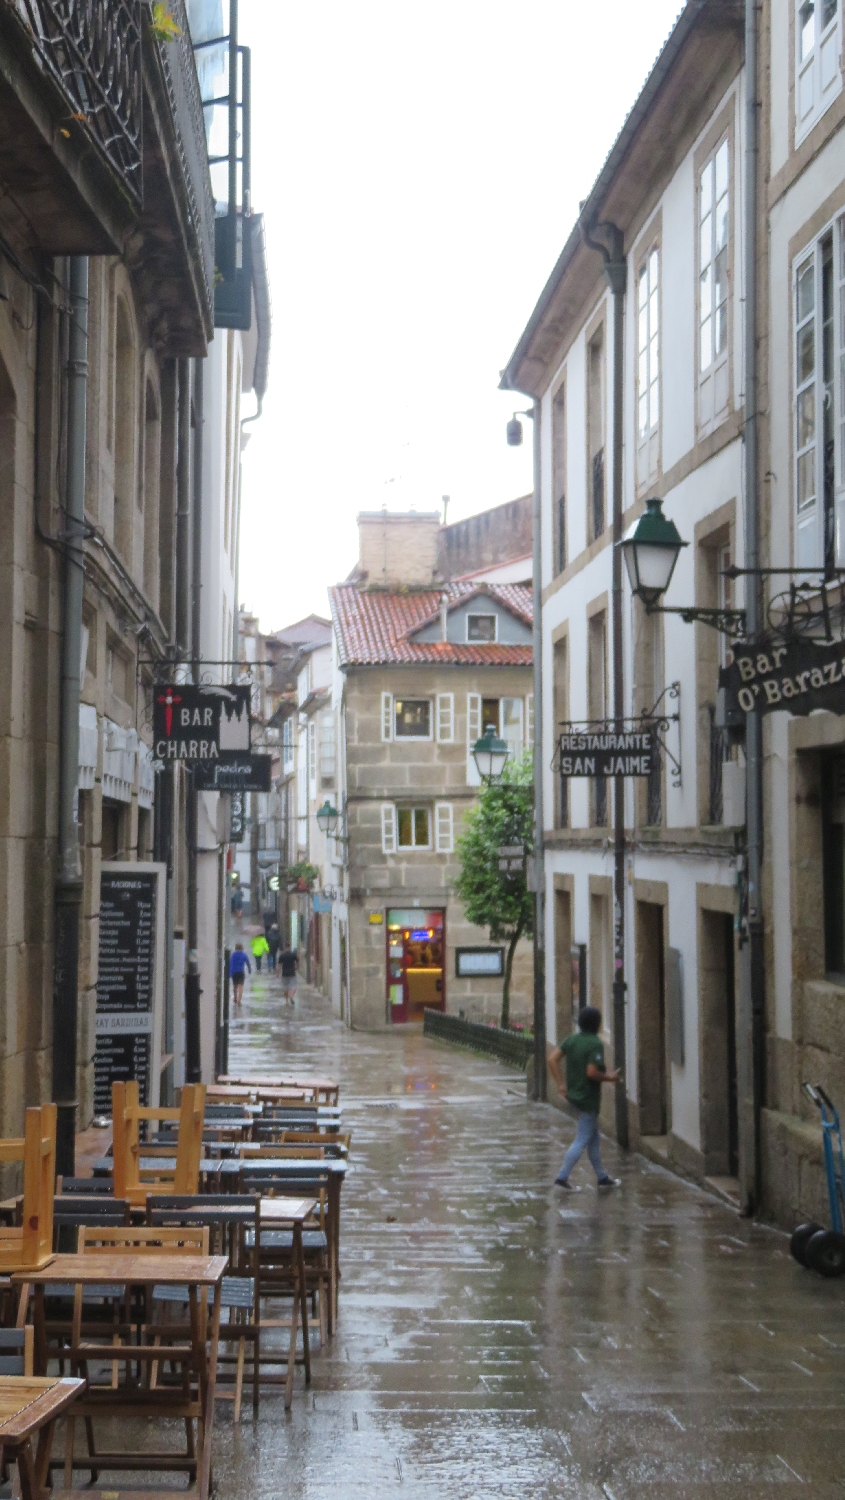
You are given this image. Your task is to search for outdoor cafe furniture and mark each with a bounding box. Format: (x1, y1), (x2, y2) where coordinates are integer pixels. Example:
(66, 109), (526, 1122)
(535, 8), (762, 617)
(236, 1160), (344, 1334)
(146, 1195), (261, 1421)
(217, 1075), (340, 1105)
(0, 1106), (56, 1273)
(111, 1080), (206, 1208)
(13, 1242), (227, 1500)
(0, 1374), (84, 1500)
(145, 1193), (316, 1412)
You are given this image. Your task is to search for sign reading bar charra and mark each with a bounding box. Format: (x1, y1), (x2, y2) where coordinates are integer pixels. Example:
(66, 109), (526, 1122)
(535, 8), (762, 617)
(559, 726), (656, 778)
(153, 684), (251, 760)
(720, 637), (845, 718)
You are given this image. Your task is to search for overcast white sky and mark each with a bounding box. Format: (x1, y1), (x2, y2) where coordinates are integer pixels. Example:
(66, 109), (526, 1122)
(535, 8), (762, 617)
(236, 0), (683, 634)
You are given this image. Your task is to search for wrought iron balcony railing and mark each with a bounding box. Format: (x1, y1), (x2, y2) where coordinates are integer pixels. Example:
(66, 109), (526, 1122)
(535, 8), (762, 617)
(155, 0), (214, 308)
(11, 0), (143, 205)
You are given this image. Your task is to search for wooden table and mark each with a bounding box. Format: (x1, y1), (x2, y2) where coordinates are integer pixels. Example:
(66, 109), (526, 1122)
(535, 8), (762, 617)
(13, 1253), (227, 1500)
(0, 1375), (83, 1500)
(218, 1076), (340, 1104)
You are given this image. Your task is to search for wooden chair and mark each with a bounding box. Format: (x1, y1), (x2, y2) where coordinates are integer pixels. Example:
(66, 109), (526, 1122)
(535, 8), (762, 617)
(147, 1196), (262, 1421)
(281, 1131), (350, 1156)
(111, 1080), (206, 1208)
(62, 1223), (210, 1487)
(0, 1106), (56, 1272)
(238, 1165), (332, 1348)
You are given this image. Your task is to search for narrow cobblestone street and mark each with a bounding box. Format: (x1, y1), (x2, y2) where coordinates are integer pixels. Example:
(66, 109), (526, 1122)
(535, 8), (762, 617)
(214, 971), (845, 1498)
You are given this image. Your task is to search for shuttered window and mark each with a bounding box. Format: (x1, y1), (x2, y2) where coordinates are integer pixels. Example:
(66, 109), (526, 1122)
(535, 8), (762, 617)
(381, 692), (393, 742)
(380, 804), (396, 853)
(435, 802), (454, 853)
(466, 692), (482, 787)
(436, 693), (454, 743)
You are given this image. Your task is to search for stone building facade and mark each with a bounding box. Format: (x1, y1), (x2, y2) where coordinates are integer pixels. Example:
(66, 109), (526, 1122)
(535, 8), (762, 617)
(330, 511), (535, 1031)
(501, 0), (845, 1226)
(0, 0), (268, 1148)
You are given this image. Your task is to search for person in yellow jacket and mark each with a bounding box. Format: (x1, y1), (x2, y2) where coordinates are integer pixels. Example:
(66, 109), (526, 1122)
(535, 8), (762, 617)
(250, 931), (270, 973)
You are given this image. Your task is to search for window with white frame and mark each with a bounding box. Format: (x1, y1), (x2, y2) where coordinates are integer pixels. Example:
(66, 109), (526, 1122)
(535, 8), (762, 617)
(308, 719), (317, 796)
(319, 712), (335, 789)
(795, 226), (838, 568)
(466, 693), (528, 786)
(467, 613), (497, 643)
(796, 0), (841, 143)
(397, 806), (431, 848)
(637, 245), (660, 483)
(698, 136), (730, 434)
(381, 694), (432, 741)
(552, 380), (567, 576)
(282, 716), (294, 775)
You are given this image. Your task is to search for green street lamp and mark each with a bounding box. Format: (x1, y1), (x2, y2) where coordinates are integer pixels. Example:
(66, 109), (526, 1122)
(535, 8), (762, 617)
(471, 726), (509, 783)
(316, 800), (339, 837)
(621, 496), (687, 607)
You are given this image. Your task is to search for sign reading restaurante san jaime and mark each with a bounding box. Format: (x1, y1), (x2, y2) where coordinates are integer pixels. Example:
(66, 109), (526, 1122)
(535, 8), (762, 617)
(559, 725), (656, 778)
(720, 636), (845, 719)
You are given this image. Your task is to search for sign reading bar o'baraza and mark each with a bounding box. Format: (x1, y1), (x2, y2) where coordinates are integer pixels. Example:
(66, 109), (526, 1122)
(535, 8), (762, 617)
(559, 727), (656, 778)
(720, 637), (845, 719)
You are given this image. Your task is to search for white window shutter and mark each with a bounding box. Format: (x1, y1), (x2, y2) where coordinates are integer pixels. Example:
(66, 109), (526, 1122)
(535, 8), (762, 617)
(466, 692), (482, 786)
(380, 803), (396, 853)
(527, 693), (534, 746)
(435, 802), (453, 853)
(437, 693), (454, 743)
(381, 692), (393, 742)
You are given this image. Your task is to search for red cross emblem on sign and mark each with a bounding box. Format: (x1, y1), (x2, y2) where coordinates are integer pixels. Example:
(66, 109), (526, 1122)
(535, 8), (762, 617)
(157, 689), (182, 737)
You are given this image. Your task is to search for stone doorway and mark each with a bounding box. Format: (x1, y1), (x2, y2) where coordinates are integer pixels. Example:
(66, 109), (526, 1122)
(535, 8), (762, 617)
(699, 908), (738, 1178)
(636, 899), (667, 1136)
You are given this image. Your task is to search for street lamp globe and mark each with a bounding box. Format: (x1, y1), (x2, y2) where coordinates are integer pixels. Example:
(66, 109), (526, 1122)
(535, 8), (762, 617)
(472, 726), (510, 783)
(621, 496), (687, 607)
(316, 799), (340, 837)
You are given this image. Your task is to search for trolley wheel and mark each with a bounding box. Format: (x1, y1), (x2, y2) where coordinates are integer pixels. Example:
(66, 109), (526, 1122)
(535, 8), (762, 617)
(790, 1221), (825, 1267)
(806, 1228), (845, 1277)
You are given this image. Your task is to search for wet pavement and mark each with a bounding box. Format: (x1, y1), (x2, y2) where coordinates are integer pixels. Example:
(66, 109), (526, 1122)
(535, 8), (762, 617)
(211, 969), (845, 1498)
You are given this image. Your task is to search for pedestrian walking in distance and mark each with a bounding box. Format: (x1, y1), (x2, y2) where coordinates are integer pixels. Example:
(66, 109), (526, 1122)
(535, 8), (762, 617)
(548, 1006), (622, 1190)
(279, 943), (298, 1004)
(267, 922), (281, 973)
(250, 930), (269, 973)
(229, 942), (251, 1006)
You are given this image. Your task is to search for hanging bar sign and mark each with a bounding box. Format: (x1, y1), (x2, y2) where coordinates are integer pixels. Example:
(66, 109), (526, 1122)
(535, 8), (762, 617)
(720, 636), (845, 718)
(559, 725), (656, 778)
(153, 684), (251, 760)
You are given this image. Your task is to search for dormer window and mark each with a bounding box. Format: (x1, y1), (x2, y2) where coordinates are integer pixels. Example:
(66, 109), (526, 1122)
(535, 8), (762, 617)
(467, 613), (497, 643)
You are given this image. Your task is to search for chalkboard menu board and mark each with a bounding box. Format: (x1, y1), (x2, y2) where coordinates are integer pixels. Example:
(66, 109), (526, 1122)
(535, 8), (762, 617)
(94, 864), (165, 1116)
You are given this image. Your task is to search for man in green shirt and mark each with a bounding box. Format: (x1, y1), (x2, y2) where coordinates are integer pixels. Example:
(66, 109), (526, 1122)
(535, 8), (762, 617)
(548, 1006), (621, 1190)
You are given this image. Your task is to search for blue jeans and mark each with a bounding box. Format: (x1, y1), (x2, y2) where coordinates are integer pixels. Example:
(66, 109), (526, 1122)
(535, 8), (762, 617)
(557, 1110), (607, 1182)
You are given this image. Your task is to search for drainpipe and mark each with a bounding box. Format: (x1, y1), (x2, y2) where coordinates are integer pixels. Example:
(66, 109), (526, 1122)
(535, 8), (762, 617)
(531, 400), (547, 1101)
(175, 359), (192, 656)
(740, 0), (763, 1215)
(580, 218), (629, 1150)
(52, 256), (88, 1176)
(185, 357), (204, 1082)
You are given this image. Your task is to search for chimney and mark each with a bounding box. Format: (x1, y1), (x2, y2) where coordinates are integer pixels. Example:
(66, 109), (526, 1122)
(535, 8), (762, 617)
(356, 510), (441, 587)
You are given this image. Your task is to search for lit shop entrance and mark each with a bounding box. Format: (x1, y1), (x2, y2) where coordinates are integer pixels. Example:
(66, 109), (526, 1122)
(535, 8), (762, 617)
(386, 909), (445, 1023)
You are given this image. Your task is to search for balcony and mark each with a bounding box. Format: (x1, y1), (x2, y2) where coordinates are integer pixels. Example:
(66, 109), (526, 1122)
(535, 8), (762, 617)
(131, 0), (215, 352)
(0, 0), (143, 252)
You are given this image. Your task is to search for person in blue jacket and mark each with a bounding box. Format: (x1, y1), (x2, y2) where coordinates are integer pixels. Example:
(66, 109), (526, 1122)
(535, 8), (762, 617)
(229, 942), (251, 1006)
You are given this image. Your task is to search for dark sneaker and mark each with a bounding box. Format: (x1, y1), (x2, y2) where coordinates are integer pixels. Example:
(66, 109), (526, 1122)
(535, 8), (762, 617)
(596, 1176), (621, 1188)
(554, 1177), (581, 1192)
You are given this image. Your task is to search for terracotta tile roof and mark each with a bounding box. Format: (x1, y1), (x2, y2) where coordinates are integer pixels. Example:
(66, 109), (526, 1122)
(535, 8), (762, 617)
(329, 582), (533, 668)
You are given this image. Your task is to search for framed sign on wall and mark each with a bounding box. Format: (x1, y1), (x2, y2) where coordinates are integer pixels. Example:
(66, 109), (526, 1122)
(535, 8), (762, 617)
(94, 862), (167, 1114)
(455, 947), (504, 978)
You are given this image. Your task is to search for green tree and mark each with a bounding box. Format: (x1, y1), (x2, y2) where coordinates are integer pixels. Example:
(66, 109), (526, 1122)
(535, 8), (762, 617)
(453, 753), (534, 1030)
